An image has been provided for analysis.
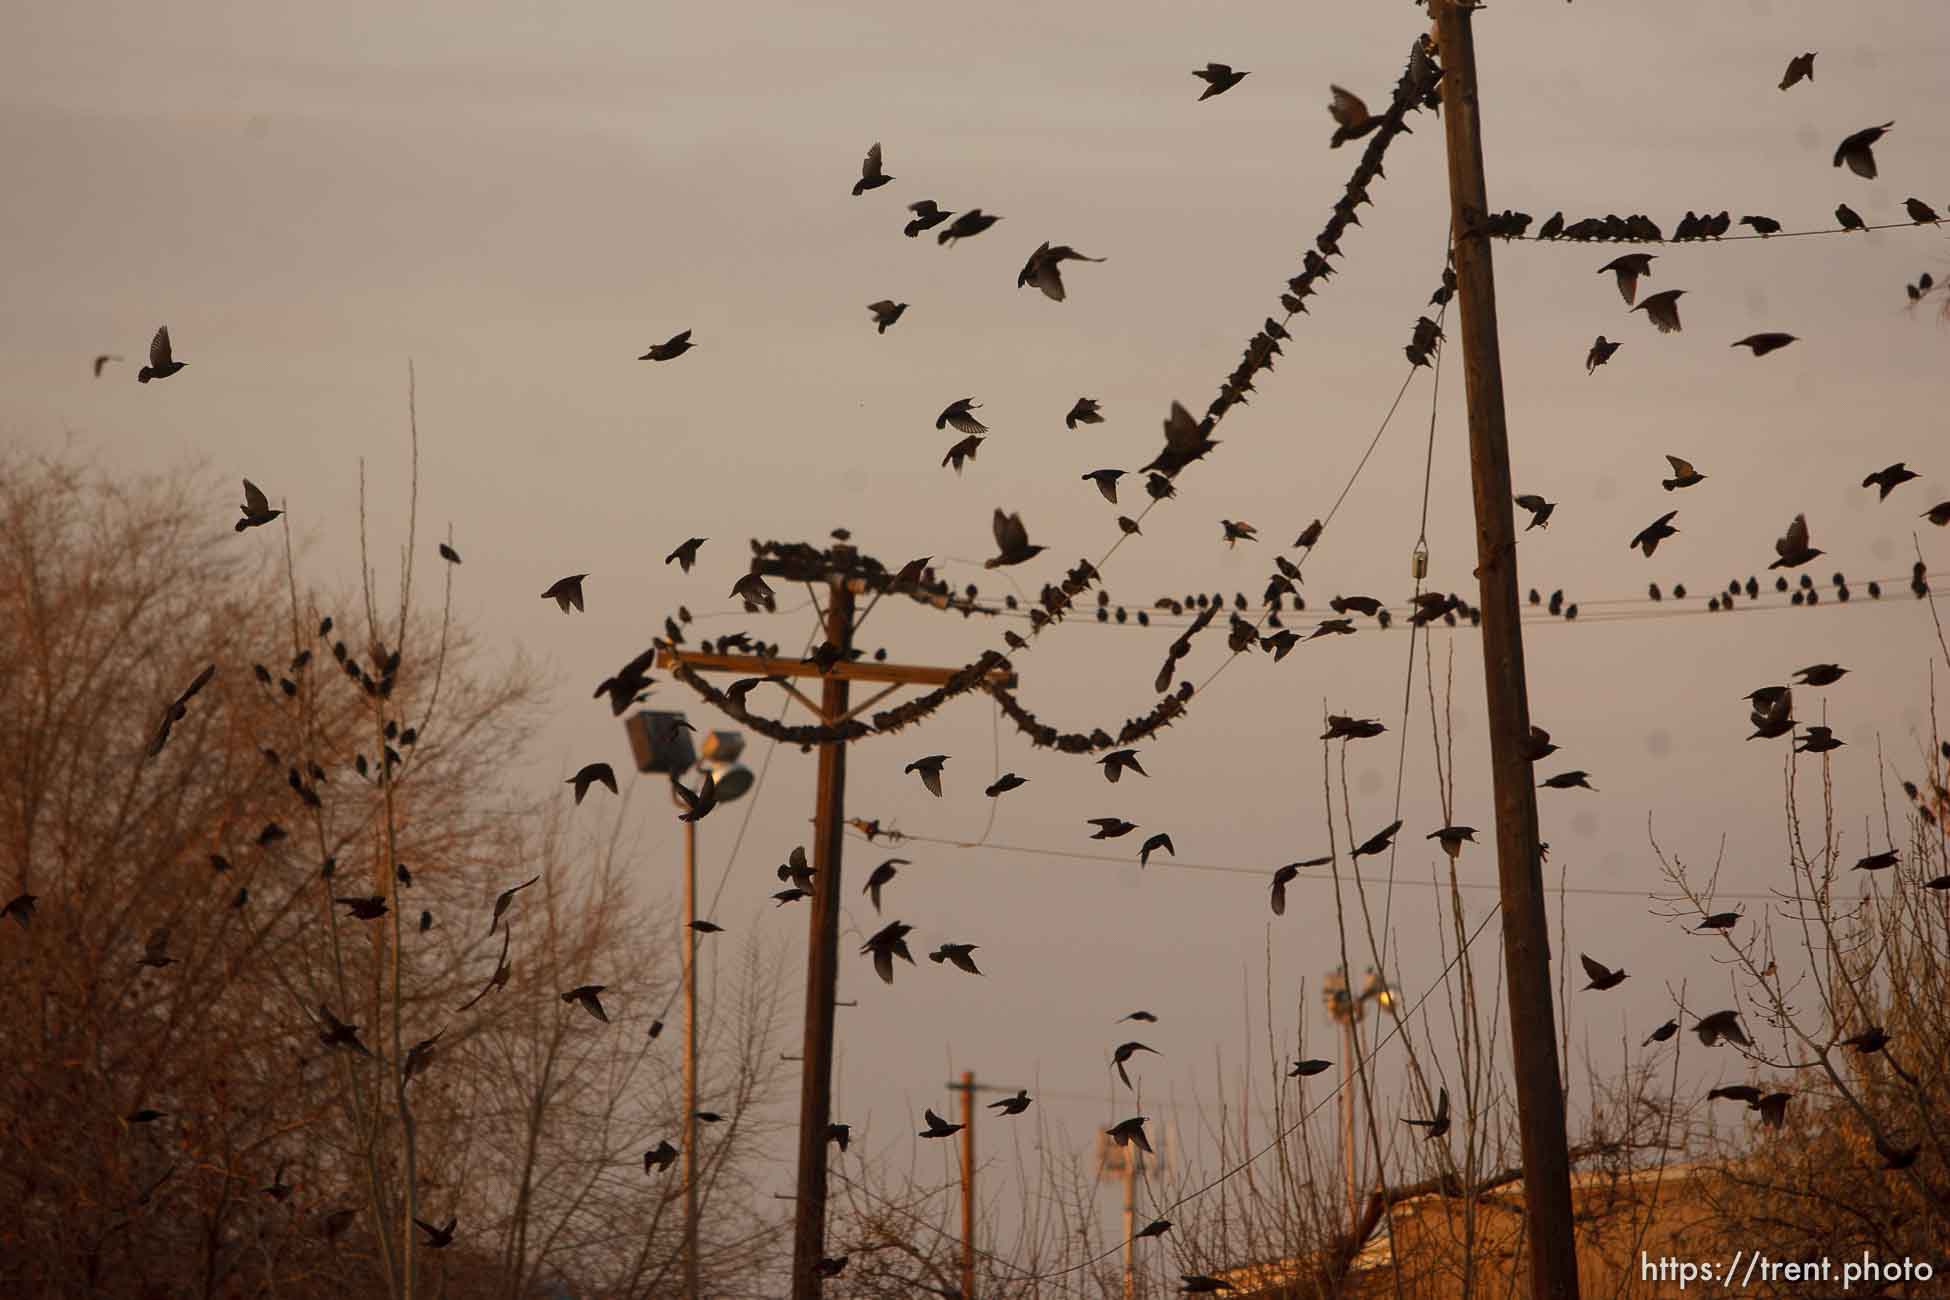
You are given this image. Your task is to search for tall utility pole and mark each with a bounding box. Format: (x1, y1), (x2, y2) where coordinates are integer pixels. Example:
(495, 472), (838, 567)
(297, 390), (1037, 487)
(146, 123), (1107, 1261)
(654, 544), (1017, 1299)
(955, 1071), (976, 1300)
(680, 811), (701, 1300)
(1121, 1138), (1137, 1300)
(1431, 3), (1581, 1297)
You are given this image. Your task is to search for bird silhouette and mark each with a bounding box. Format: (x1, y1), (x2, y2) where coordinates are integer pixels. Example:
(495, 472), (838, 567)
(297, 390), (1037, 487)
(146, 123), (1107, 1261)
(861, 920), (916, 985)
(867, 300), (907, 333)
(1769, 514), (1823, 569)
(1119, 1010), (1158, 1023)
(2, 893), (36, 928)
(561, 985), (609, 1022)
(458, 932), (513, 1011)
(1841, 1026), (1889, 1054)
(1738, 215), (1782, 236)
(1327, 84), (1378, 147)
(852, 142), (892, 195)
(1289, 1058), (1332, 1078)
(919, 1108), (963, 1138)
(1905, 198), (1940, 225)
(1136, 1217), (1172, 1239)
(1833, 122), (1894, 180)
(317, 1004), (371, 1055)
(335, 895), (388, 920)
(639, 330), (694, 362)
(1862, 463), (1919, 500)
(1112, 1041), (1158, 1089)
(1083, 469), (1125, 504)
(1695, 1010), (1750, 1047)
(942, 434), (984, 474)
(1428, 826), (1477, 859)
(1270, 863), (1302, 916)
(904, 200), (953, 237)
(1143, 400), (1218, 476)
(567, 762), (617, 805)
(1192, 63), (1248, 100)
(1404, 1087), (1450, 1139)
(1352, 820), (1403, 859)
(490, 875), (541, 935)
(1100, 750), (1148, 783)
(1793, 663), (1849, 687)
(673, 770), (718, 822)
(137, 926), (175, 968)
(236, 479), (282, 532)
(540, 574), (586, 612)
(1221, 520), (1258, 547)
(1631, 289), (1687, 334)
(1853, 850), (1898, 871)
(905, 755), (947, 797)
(1585, 336), (1621, 374)
(1631, 511), (1679, 558)
(937, 210), (1000, 246)
(986, 509), (1045, 568)
(145, 663), (217, 759)
(989, 1089), (1032, 1115)
(1732, 333), (1797, 357)
(1697, 911), (1742, 932)
(644, 1141), (678, 1173)
(985, 773), (1026, 797)
(1140, 832), (1175, 867)
(937, 398), (988, 435)
(1644, 1020), (1679, 1045)
(1018, 242), (1107, 302)
(438, 542), (462, 565)
(137, 326), (186, 383)
(1180, 1276), (1234, 1294)
(414, 1216), (457, 1249)
(1540, 770), (1597, 791)
(1779, 51), (1815, 90)
(864, 858), (906, 912)
(92, 353), (121, 377)
(1835, 203), (1866, 232)
(1514, 495), (1555, 530)
(1707, 1084), (1764, 1105)
(1106, 1115), (1153, 1151)
(1922, 502), (1950, 527)
(1067, 397), (1105, 429)
(1661, 455), (1705, 491)
(1599, 253), (1655, 305)
(1580, 953), (1628, 990)
(1089, 817), (1138, 839)
(929, 943), (982, 974)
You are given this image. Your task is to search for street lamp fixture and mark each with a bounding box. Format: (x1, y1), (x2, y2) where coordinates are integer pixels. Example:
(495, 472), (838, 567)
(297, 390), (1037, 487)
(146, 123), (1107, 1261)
(1322, 964), (1396, 1237)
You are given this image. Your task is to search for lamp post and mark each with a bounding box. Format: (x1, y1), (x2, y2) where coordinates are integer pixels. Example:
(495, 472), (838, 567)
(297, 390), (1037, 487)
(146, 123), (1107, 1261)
(625, 711), (753, 1300)
(1322, 965), (1396, 1236)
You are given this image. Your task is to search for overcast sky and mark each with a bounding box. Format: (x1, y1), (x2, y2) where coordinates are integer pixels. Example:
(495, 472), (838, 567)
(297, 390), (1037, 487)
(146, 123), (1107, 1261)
(6, 0), (1950, 1280)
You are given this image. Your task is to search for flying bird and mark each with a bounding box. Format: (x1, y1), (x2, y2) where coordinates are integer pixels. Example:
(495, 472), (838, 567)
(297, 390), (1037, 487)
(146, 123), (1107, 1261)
(1793, 663), (1849, 687)
(334, 895), (388, 920)
(567, 762), (617, 805)
(852, 142), (892, 195)
(929, 943), (982, 974)
(1580, 953), (1628, 990)
(1841, 1026), (1889, 1054)
(414, 1217), (457, 1250)
(1270, 863), (1301, 916)
(1112, 1042), (1158, 1090)
(145, 662), (217, 759)
(1018, 242), (1107, 302)
(236, 479), (282, 532)
(1100, 750), (1148, 783)
(1662, 455), (1705, 491)
(666, 537), (706, 572)
(864, 858), (907, 912)
(1351, 820), (1402, 859)
(560, 984), (610, 1023)
(1428, 826), (1477, 859)
(1193, 63), (1249, 100)
(919, 1108), (963, 1138)
(644, 1141), (678, 1173)
(989, 1089), (1032, 1115)
(867, 301), (908, 334)
(1631, 289), (1687, 334)
(489, 875), (541, 935)
(1083, 469), (1125, 503)
(1136, 1218), (1172, 1239)
(1289, 1058), (1332, 1078)
(316, 1004), (371, 1055)
(1644, 1020), (1679, 1045)
(541, 574), (586, 612)
(1514, 495), (1555, 530)
(137, 326), (186, 383)
(1599, 253), (1655, 305)
(1404, 1087), (1450, 1139)
(457, 932), (513, 1011)
(942, 434), (983, 474)
(1089, 817), (1138, 839)
(672, 770), (718, 822)
(1630, 511), (1679, 557)
(937, 210), (1000, 246)
(1779, 52), (1815, 90)
(1067, 398), (1104, 429)
(93, 353), (121, 377)
(1585, 336), (1621, 374)
(937, 398), (988, 435)
(1832, 122), (1894, 180)
(1106, 1115), (1152, 1152)
(639, 330), (694, 362)
(2, 893), (36, 929)
(985, 773), (1026, 797)
(904, 200), (953, 237)
(1732, 333), (1797, 357)
(1221, 520), (1258, 547)
(1769, 514), (1823, 569)
(438, 542), (462, 565)
(1853, 850), (1898, 872)
(594, 645), (659, 715)
(905, 755), (947, 797)
(1140, 832), (1175, 867)
(861, 920), (917, 985)
(1180, 1277), (1234, 1294)
(1695, 1009), (1750, 1047)
(1327, 85), (1378, 147)
(1925, 502), (1950, 527)
(1540, 770), (1596, 791)
(986, 509), (1045, 568)
(1862, 463), (1919, 500)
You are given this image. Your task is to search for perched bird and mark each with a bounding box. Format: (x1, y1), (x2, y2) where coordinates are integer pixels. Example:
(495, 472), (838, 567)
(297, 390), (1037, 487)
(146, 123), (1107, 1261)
(1738, 215), (1782, 236)
(1793, 663), (1849, 687)
(1089, 817), (1138, 839)
(540, 574), (586, 613)
(1662, 455), (1705, 491)
(1540, 770), (1597, 791)
(1140, 832), (1175, 868)
(567, 762), (617, 805)
(863, 858), (907, 912)
(1599, 253), (1655, 305)
(1779, 51), (1816, 90)
(145, 662), (218, 759)
(672, 769), (718, 822)
(1769, 514), (1823, 569)
(236, 479), (282, 532)
(929, 943), (983, 974)
(1112, 1041), (1159, 1090)
(1512, 494), (1555, 531)
(1695, 1010), (1750, 1047)
(1922, 501), (1950, 527)
(644, 1141), (678, 1173)
(1404, 1087), (1450, 1139)
(1732, 333), (1797, 357)
(867, 300), (907, 334)
(937, 209), (1001, 246)
(1631, 289), (1687, 334)
(861, 920), (916, 985)
(137, 326), (187, 383)
(1832, 122), (1894, 180)
(905, 755), (948, 797)
(1835, 203), (1865, 232)
(1696, 911), (1741, 932)
(1083, 469), (1125, 503)
(1841, 1026), (1889, 1054)
(1428, 826), (1477, 859)
(666, 537), (707, 572)
(335, 895), (388, 920)
(1221, 520), (1258, 547)
(1580, 953), (1628, 990)
(414, 1217), (457, 1250)
(919, 1108), (964, 1139)
(1644, 1019), (1679, 1046)
(941, 434), (984, 474)
(904, 199), (953, 237)
(1863, 463), (1919, 500)
(826, 1122), (851, 1151)
(1106, 1115), (1152, 1152)
(1192, 63), (1249, 100)
(989, 1089), (1032, 1116)
(986, 509), (1045, 568)
(438, 542), (462, 564)
(985, 773), (1026, 797)
(489, 874), (541, 935)
(1327, 85), (1378, 147)
(1585, 336), (1621, 374)
(1289, 1058), (1332, 1079)
(852, 142), (892, 196)
(1905, 198), (1941, 225)
(1136, 1217), (1172, 1239)
(938, 398), (988, 435)
(1067, 397), (1105, 429)
(1630, 511), (1680, 558)
(1101, 749), (1148, 783)
(1351, 820), (1403, 859)
(1018, 242), (1107, 302)
(639, 330), (695, 362)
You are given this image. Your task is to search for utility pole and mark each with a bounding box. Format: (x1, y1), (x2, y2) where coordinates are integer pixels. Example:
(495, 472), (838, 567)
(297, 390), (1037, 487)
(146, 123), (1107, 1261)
(654, 544), (1016, 1300)
(681, 811), (700, 1300)
(1340, 1016), (1358, 1236)
(1430, 4), (1581, 1297)
(1121, 1138), (1137, 1300)
(953, 1071), (976, 1300)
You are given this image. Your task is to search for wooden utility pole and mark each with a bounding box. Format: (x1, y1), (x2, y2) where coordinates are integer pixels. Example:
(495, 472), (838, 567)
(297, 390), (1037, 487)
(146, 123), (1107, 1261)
(1430, 4), (1582, 1298)
(956, 1071), (977, 1300)
(654, 545), (1016, 1299)
(1120, 1138), (1138, 1300)
(680, 812), (701, 1300)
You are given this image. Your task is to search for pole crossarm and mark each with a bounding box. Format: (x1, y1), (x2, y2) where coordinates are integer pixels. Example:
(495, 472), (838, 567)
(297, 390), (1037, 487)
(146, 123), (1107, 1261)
(656, 648), (1017, 691)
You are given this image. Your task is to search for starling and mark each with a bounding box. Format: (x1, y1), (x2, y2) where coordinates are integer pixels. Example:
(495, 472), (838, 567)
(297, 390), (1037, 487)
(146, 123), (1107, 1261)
(1192, 63), (1249, 100)
(1644, 1019), (1679, 1045)
(665, 537), (706, 572)
(986, 509), (1045, 568)
(826, 1122), (851, 1151)
(1140, 832), (1175, 867)
(919, 1108), (964, 1138)
(644, 1141), (678, 1172)
(1707, 1084), (1764, 1105)
(1905, 198), (1941, 225)
(1738, 215), (1782, 236)
(672, 770), (719, 822)
(1136, 1217), (1172, 1238)
(1580, 953), (1628, 990)
(567, 762), (617, 805)
(1660, 455), (1705, 491)
(1793, 663), (1848, 687)
(1841, 1026), (1889, 1054)
(435, 541), (461, 565)
(937, 397), (988, 435)
(1853, 850), (1898, 872)
(1351, 819), (1403, 859)
(1630, 511), (1679, 558)
(1289, 1058), (1332, 1078)
(1512, 494), (1555, 531)
(863, 858), (907, 912)
(1832, 122), (1894, 180)
(1922, 502), (1950, 527)
(867, 300), (907, 333)
(1322, 715), (1386, 741)
(1221, 520), (1258, 547)
(1835, 203), (1865, 232)
(941, 434), (984, 474)
(136, 326), (186, 383)
(1066, 397), (1106, 430)
(1769, 514), (1823, 569)
(1404, 1087), (1450, 1139)
(1017, 242), (1107, 302)
(1118, 1010), (1158, 1023)
(1732, 333), (1797, 356)
(639, 330), (694, 361)
(1695, 1009), (1750, 1047)
(1106, 1114), (1153, 1150)
(1101, 750), (1148, 783)
(540, 573), (586, 613)
(1083, 469), (1125, 503)
(1585, 336), (1621, 373)
(236, 479), (282, 532)
(985, 773), (1027, 797)
(1180, 1277), (1234, 1294)
(1089, 817), (1138, 839)
(929, 943), (983, 974)
(144, 662), (218, 759)
(860, 920), (916, 985)
(904, 199), (953, 237)
(1, 893), (37, 928)
(1540, 770), (1596, 791)
(489, 874), (541, 935)
(1327, 85), (1378, 147)
(852, 142), (892, 195)
(904, 755), (948, 797)
(1696, 911), (1741, 932)
(1598, 253), (1655, 306)
(1631, 289), (1687, 334)
(335, 895), (388, 921)
(1779, 52), (1815, 90)
(1427, 826), (1477, 859)
(1862, 463), (1919, 500)
(414, 1217), (457, 1249)
(936, 209), (1000, 246)
(988, 1089), (1032, 1115)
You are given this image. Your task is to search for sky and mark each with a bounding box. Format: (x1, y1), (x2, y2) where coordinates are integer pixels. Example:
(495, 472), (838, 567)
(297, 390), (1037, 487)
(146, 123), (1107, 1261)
(6, 0), (1950, 1279)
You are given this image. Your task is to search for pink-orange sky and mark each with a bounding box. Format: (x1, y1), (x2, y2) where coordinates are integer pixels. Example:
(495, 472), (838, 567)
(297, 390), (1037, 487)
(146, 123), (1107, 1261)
(6, 0), (1950, 1277)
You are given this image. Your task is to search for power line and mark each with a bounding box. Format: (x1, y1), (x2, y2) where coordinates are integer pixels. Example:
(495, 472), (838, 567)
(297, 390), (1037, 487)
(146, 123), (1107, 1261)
(1507, 217), (1938, 246)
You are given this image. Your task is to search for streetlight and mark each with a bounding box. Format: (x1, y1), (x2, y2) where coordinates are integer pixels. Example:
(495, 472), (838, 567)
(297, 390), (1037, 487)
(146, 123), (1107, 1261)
(1322, 965), (1397, 1236)
(624, 710), (753, 1300)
